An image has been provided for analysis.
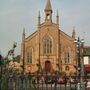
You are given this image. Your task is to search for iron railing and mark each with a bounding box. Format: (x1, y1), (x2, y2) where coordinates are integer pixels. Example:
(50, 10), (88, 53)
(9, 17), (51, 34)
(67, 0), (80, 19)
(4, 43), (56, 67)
(0, 74), (88, 90)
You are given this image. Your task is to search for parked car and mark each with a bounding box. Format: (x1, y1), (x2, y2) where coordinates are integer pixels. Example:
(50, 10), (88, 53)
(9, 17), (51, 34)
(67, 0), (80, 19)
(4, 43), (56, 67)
(69, 77), (77, 84)
(57, 76), (67, 84)
(86, 80), (90, 89)
(44, 75), (56, 84)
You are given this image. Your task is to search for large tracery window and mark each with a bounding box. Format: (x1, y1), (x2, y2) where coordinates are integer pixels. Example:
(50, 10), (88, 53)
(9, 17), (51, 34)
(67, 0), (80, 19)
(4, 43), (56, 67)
(43, 36), (52, 54)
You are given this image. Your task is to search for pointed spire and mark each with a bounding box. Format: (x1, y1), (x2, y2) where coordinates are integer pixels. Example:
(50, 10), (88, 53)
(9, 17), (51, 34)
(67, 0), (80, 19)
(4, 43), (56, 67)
(22, 27), (25, 73)
(56, 9), (59, 26)
(38, 11), (40, 18)
(23, 27), (25, 36)
(45, 0), (52, 13)
(72, 26), (76, 39)
(38, 11), (40, 27)
(22, 27), (25, 42)
(44, 0), (52, 21)
(57, 9), (59, 17)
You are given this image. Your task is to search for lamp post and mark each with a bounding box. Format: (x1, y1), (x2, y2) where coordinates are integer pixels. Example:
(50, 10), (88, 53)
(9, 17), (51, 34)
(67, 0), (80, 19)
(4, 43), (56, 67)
(74, 37), (84, 87)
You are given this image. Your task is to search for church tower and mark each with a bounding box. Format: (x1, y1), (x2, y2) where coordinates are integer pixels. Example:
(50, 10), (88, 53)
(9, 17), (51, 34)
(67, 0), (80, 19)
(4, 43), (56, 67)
(44, 0), (52, 22)
(72, 26), (76, 40)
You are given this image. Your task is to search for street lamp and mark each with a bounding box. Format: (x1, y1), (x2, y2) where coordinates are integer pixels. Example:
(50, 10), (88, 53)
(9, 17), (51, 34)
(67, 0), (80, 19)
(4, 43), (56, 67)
(74, 37), (85, 85)
(7, 42), (17, 61)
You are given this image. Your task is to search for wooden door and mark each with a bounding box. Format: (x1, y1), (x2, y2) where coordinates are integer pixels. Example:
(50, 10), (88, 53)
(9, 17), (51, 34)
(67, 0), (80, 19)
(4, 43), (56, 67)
(45, 61), (51, 72)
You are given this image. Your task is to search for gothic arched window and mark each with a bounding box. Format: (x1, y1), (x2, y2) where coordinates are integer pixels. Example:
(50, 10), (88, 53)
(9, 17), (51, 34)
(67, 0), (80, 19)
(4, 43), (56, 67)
(29, 51), (32, 63)
(43, 36), (52, 54)
(27, 49), (32, 63)
(64, 52), (70, 63)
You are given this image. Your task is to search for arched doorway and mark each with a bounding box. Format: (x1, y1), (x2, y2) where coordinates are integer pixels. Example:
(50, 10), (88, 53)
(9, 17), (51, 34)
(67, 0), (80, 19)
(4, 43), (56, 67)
(45, 60), (51, 73)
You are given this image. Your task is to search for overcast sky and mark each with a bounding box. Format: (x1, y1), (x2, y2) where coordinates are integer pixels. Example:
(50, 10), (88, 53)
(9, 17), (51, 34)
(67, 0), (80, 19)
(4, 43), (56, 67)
(0, 0), (90, 56)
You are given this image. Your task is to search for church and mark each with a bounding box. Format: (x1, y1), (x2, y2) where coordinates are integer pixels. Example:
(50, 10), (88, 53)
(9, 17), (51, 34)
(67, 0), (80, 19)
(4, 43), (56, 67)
(20, 0), (76, 76)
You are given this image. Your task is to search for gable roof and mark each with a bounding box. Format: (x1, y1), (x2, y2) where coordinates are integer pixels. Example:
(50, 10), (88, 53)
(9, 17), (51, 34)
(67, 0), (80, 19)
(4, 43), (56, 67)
(25, 31), (37, 42)
(25, 28), (73, 43)
(60, 29), (73, 41)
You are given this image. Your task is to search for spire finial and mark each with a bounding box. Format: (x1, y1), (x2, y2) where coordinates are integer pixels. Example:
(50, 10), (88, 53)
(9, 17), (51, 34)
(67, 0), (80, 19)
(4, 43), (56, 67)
(45, 0), (52, 12)
(38, 11), (40, 27)
(56, 9), (59, 26)
(22, 27), (25, 41)
(72, 26), (76, 39)
(38, 11), (40, 18)
(57, 9), (59, 16)
(23, 27), (25, 34)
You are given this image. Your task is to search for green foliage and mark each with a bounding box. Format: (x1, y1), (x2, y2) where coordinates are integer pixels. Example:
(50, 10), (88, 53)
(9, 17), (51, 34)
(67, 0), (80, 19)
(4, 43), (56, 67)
(1, 74), (8, 90)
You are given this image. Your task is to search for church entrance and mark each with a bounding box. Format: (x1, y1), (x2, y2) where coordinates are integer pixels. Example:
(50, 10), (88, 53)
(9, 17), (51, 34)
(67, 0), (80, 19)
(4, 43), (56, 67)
(45, 61), (51, 73)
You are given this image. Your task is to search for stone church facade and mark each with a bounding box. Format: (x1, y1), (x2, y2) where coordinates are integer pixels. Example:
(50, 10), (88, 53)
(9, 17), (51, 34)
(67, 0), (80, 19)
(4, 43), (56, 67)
(21, 0), (76, 75)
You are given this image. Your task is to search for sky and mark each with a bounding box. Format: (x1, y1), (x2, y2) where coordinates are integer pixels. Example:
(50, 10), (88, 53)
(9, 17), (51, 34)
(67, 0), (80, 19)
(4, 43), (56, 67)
(0, 0), (90, 56)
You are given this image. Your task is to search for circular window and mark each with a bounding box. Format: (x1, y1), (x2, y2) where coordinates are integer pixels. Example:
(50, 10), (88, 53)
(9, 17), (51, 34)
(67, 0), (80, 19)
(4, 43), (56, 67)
(65, 66), (69, 71)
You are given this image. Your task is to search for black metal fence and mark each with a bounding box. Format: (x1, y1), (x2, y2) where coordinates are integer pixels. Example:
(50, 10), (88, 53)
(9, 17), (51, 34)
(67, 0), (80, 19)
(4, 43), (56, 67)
(0, 73), (88, 90)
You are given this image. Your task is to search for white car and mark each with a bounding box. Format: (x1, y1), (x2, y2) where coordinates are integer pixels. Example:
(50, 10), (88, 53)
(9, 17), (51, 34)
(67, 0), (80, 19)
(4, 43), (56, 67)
(87, 80), (90, 88)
